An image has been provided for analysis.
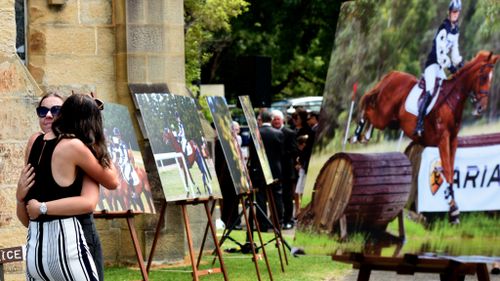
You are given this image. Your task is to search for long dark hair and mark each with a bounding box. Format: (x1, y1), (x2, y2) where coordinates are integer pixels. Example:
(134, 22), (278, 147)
(38, 92), (64, 107)
(52, 93), (111, 168)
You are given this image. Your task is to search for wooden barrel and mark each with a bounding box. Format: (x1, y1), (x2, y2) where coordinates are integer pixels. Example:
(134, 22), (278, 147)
(405, 132), (500, 210)
(299, 152), (412, 233)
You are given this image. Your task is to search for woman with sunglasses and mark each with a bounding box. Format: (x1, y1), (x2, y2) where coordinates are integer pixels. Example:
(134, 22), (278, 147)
(16, 93), (119, 281)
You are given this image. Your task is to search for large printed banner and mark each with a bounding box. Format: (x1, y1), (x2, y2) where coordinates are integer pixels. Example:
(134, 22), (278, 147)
(418, 145), (500, 212)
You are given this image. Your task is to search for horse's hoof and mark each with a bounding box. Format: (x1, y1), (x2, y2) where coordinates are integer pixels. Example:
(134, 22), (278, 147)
(448, 204), (460, 224)
(348, 136), (358, 144)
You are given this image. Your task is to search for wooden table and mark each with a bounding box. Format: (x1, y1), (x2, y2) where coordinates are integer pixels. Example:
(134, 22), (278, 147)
(332, 252), (492, 281)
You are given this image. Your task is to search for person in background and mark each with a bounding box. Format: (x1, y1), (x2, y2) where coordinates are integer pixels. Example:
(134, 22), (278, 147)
(294, 134), (309, 217)
(291, 108), (314, 219)
(307, 111), (320, 133)
(415, 0), (463, 136)
(271, 109), (297, 230)
(16, 93), (119, 281)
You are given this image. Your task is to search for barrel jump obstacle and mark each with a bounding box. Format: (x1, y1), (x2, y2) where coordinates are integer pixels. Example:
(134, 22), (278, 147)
(298, 152), (412, 238)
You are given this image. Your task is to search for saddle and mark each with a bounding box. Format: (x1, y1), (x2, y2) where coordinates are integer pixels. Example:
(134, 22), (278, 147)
(404, 77), (443, 116)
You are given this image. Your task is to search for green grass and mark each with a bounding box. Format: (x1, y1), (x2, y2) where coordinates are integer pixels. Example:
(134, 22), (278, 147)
(104, 231), (350, 281)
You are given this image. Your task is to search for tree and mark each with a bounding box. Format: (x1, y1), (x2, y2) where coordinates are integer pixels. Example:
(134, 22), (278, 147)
(184, 0), (249, 97)
(201, 0), (347, 104)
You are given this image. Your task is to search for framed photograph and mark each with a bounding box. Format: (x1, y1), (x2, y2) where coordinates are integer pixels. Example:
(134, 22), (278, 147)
(99, 103), (156, 214)
(206, 96), (252, 195)
(239, 95), (274, 185)
(135, 93), (221, 202)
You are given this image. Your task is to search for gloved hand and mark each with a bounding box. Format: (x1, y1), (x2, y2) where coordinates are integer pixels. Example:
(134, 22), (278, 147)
(448, 65), (458, 74)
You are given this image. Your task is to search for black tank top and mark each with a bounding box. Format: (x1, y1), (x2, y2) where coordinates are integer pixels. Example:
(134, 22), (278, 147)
(25, 134), (84, 220)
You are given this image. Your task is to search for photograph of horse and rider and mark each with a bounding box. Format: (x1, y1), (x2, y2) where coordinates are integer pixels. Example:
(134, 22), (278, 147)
(98, 103), (156, 213)
(311, 0), (499, 228)
(135, 93), (221, 202)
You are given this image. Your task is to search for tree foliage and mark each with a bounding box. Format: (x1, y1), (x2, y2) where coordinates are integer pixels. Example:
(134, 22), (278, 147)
(184, 0), (249, 96)
(200, 0), (345, 104)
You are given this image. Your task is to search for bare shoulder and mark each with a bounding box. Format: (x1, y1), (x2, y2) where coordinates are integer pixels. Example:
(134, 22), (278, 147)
(57, 138), (87, 152)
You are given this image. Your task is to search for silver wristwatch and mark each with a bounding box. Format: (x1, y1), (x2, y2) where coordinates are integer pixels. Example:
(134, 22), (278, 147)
(40, 202), (48, 215)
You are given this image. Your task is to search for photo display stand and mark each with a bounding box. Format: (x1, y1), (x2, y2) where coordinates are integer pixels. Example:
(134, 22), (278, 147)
(238, 95), (290, 270)
(94, 211), (149, 281)
(147, 198), (228, 281)
(134, 92), (226, 280)
(206, 96), (274, 280)
(94, 101), (162, 281)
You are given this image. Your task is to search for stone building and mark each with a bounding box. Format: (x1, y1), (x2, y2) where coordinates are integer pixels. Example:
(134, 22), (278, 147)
(0, 0), (212, 279)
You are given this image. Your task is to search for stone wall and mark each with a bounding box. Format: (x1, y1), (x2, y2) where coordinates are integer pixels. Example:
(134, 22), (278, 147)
(0, 0), (213, 279)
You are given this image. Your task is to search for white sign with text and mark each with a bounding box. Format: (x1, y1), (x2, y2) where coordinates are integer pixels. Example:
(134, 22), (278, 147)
(418, 144), (500, 212)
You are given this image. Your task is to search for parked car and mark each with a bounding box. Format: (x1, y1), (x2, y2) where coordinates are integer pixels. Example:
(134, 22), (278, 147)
(270, 96), (323, 114)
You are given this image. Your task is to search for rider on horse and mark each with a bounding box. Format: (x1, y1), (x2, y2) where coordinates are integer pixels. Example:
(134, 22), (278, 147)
(415, 0), (464, 136)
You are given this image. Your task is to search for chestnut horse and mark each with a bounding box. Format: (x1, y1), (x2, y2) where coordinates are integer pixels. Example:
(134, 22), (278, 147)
(351, 51), (499, 223)
(162, 127), (213, 197)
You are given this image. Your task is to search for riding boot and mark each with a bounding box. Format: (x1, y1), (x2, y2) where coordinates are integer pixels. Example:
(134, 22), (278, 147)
(414, 91), (432, 137)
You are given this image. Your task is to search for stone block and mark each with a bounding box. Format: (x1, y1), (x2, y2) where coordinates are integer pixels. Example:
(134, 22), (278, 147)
(127, 54), (147, 83)
(144, 205), (185, 262)
(0, 97), (38, 141)
(127, 25), (164, 53)
(98, 226), (122, 264)
(0, 0), (15, 10)
(164, 25), (184, 54)
(0, 143), (31, 185)
(80, 0), (112, 25)
(146, 0), (165, 24)
(165, 0), (183, 25)
(96, 27), (115, 55)
(164, 54), (185, 83)
(0, 186), (17, 228)
(42, 56), (115, 85)
(126, 0), (145, 24)
(37, 26), (96, 55)
(29, 0), (79, 25)
(0, 56), (41, 95)
(147, 55), (165, 83)
(28, 30), (46, 55)
(0, 10), (16, 54)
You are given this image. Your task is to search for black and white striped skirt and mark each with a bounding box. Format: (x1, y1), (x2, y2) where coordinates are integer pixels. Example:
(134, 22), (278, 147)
(26, 217), (98, 281)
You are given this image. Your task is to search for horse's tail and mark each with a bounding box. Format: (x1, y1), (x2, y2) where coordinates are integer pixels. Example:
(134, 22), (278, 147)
(359, 84), (380, 111)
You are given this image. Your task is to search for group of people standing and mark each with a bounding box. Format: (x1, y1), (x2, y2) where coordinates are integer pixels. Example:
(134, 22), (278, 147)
(249, 107), (318, 231)
(16, 92), (119, 281)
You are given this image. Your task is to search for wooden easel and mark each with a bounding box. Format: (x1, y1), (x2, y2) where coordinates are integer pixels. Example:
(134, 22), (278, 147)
(208, 191), (274, 281)
(262, 184), (289, 272)
(146, 198), (228, 281)
(94, 211), (149, 281)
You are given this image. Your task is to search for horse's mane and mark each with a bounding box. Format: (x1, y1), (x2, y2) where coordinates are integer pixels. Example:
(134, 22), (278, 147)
(450, 50), (492, 79)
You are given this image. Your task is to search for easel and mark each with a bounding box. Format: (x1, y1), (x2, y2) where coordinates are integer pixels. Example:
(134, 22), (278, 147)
(216, 183), (290, 274)
(94, 210), (149, 281)
(146, 198), (228, 281)
(213, 191), (274, 281)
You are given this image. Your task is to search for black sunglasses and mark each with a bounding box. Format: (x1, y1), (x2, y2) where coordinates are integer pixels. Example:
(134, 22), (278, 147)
(36, 105), (62, 118)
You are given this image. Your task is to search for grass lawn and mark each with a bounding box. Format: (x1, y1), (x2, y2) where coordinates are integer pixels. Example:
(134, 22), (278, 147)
(104, 230), (350, 281)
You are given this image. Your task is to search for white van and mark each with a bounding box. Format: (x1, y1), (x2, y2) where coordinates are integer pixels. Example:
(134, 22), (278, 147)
(271, 96), (323, 114)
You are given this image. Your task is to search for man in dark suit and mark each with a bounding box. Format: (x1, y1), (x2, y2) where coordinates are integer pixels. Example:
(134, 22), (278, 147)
(271, 109), (297, 229)
(247, 110), (285, 231)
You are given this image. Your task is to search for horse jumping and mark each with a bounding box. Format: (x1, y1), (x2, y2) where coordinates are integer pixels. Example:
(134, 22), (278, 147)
(350, 50), (499, 223)
(162, 127), (213, 197)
